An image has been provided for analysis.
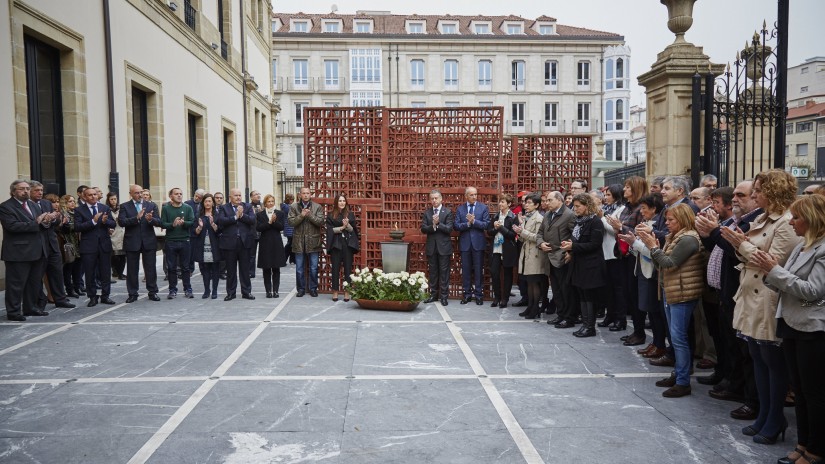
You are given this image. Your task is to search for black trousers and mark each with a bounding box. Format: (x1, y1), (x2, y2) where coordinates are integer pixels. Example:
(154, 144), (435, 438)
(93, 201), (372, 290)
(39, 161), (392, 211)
(427, 253), (450, 298)
(198, 262), (220, 294)
(111, 254), (126, 277)
(224, 244), (252, 296)
(4, 259), (45, 316)
(460, 249), (484, 299)
(284, 236), (294, 263)
(126, 249), (158, 297)
(550, 263), (577, 322)
(329, 246), (353, 291)
(63, 260), (83, 292)
(262, 268), (281, 294)
(489, 253), (513, 303)
(38, 248), (67, 307)
(720, 302), (759, 407)
(703, 297), (724, 375)
(249, 239), (258, 278)
(783, 336), (825, 456)
(82, 250), (111, 298)
(604, 259), (626, 322)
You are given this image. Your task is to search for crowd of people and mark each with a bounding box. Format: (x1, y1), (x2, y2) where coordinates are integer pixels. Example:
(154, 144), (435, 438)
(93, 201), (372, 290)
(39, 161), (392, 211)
(421, 174), (824, 463)
(2, 173), (824, 463)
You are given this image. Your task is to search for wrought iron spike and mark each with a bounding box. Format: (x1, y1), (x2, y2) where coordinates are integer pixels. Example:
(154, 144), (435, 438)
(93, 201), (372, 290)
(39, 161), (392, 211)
(735, 50), (740, 61)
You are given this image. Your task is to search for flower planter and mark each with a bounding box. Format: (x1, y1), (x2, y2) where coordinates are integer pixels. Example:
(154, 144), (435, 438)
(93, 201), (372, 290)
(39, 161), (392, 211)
(354, 299), (420, 311)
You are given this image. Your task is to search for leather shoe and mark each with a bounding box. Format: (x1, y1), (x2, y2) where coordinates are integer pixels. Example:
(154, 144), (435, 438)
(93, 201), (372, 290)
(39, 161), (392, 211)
(554, 319), (576, 329)
(697, 373), (724, 386)
(708, 389), (744, 402)
(87, 296), (99, 307)
(730, 404), (758, 420)
(242, 294), (256, 300)
(296, 290), (305, 297)
(662, 385), (691, 398)
(490, 300), (499, 308)
(655, 373), (677, 388)
(425, 295), (438, 304)
(622, 334), (646, 346)
(475, 298), (483, 305)
(649, 355), (675, 367)
(547, 316), (563, 325)
(309, 291), (318, 297)
(224, 294), (236, 301)
(460, 296), (472, 305)
(273, 292), (279, 298)
(125, 296), (138, 304)
(637, 343), (655, 355)
(100, 297), (116, 305)
(440, 298), (449, 306)
(696, 358), (716, 370)
(7, 314), (26, 322)
(266, 292), (273, 298)
(512, 299), (527, 307)
(24, 309), (49, 316)
(148, 293), (160, 301)
(55, 300), (76, 309)
(643, 347), (668, 359)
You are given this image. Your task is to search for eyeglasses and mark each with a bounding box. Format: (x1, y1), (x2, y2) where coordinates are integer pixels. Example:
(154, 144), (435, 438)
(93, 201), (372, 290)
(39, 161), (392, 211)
(802, 191), (815, 196)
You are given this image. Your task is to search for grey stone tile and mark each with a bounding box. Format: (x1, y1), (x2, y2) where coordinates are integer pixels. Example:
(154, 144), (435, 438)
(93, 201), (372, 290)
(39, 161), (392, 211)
(0, 434), (155, 464)
(351, 341), (472, 375)
(276, 300), (442, 322)
(339, 430), (523, 464)
(469, 342), (604, 375)
(356, 322), (455, 344)
(0, 324), (59, 350)
(443, 304), (532, 321)
(455, 321), (560, 345)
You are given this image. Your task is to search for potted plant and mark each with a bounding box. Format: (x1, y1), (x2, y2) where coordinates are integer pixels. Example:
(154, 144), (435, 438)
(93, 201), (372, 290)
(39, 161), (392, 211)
(344, 268), (429, 311)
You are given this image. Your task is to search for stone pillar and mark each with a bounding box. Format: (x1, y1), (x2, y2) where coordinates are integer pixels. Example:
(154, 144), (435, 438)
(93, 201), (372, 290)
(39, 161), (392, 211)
(638, 0), (724, 179)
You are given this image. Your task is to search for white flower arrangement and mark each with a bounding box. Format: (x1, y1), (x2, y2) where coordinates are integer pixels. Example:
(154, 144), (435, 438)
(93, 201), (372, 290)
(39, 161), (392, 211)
(345, 268), (428, 302)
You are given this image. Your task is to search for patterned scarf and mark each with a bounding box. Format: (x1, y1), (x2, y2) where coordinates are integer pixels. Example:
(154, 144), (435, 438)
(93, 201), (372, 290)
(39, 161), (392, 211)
(572, 214), (596, 241)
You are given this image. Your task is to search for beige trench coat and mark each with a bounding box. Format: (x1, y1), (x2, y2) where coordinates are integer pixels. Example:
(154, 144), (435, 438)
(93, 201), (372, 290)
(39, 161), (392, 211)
(733, 210), (801, 341)
(518, 212), (550, 276)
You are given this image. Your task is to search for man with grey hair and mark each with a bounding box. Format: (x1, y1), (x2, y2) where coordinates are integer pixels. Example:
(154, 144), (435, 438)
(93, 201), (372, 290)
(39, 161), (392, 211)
(689, 187), (713, 212)
(1, 180), (50, 320)
(701, 174), (718, 189)
(650, 176), (665, 194)
(421, 189), (454, 306)
(30, 181), (75, 310)
(454, 186), (490, 305)
(539, 190), (578, 328)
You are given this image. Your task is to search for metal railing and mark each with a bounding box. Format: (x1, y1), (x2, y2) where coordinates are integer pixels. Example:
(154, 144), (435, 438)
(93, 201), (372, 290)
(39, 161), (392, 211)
(184, 0), (196, 30)
(604, 162), (646, 187)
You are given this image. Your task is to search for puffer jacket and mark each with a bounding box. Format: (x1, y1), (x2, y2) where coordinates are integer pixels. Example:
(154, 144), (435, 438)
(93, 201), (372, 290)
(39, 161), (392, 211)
(652, 229), (704, 304)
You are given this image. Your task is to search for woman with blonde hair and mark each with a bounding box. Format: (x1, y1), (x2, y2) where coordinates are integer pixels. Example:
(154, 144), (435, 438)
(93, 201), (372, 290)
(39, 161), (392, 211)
(58, 194), (82, 297)
(721, 168), (802, 445)
(751, 194), (825, 464)
(638, 203), (704, 398)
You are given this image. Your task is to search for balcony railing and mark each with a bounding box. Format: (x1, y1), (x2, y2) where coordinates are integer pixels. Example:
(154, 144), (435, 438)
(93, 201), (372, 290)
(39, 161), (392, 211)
(220, 40), (228, 60)
(272, 77), (349, 93)
(500, 119), (597, 135)
(184, 0), (196, 30)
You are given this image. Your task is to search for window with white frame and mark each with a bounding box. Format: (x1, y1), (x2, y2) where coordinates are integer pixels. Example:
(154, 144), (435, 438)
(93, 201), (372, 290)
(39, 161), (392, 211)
(293, 20), (308, 32)
(474, 23), (491, 34)
(616, 139), (624, 161)
(506, 23), (523, 35)
(615, 58), (625, 88)
(323, 21), (340, 33)
(411, 101), (426, 108)
(440, 22), (458, 34)
(324, 60), (339, 87)
(605, 99), (626, 131)
(444, 59), (458, 89)
(407, 22), (425, 34)
(445, 101), (460, 107)
(544, 102), (558, 127)
(296, 144), (303, 169)
(797, 121), (813, 132)
(351, 91), (382, 107)
(511, 60), (525, 91)
(354, 21), (371, 33)
(577, 61), (590, 86)
(478, 60), (492, 89)
(539, 24), (554, 35)
(511, 102), (525, 127)
(293, 59), (308, 87)
(324, 101), (340, 107)
(605, 141), (613, 160)
(294, 102), (308, 128)
(797, 143), (808, 156)
(786, 123), (794, 134)
(271, 58), (277, 85)
(544, 60), (558, 87)
(410, 59), (425, 88)
(577, 102), (590, 127)
(606, 58), (614, 90)
(350, 49), (381, 83)
(616, 100), (625, 130)
(479, 101), (494, 107)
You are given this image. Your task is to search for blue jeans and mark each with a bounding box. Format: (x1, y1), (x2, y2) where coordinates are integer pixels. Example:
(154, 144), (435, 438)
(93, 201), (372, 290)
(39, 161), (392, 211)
(295, 252), (318, 293)
(663, 297), (698, 386)
(165, 240), (191, 293)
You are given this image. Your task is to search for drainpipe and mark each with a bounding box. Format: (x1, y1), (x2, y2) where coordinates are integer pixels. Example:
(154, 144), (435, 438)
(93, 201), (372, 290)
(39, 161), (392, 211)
(103, 0), (118, 194)
(240, 0), (250, 199)
(395, 44), (399, 107)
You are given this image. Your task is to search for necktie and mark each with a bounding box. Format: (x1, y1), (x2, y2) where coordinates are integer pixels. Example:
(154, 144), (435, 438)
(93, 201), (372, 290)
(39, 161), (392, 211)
(469, 204), (475, 216)
(136, 201), (142, 213)
(22, 201), (32, 218)
(92, 204), (98, 216)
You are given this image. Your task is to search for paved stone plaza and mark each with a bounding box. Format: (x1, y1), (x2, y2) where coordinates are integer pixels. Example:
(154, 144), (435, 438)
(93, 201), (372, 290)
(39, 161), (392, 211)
(0, 266), (794, 463)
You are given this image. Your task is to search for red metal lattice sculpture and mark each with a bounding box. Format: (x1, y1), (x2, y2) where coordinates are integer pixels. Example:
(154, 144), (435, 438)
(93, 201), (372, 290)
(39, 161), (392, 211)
(303, 107), (592, 297)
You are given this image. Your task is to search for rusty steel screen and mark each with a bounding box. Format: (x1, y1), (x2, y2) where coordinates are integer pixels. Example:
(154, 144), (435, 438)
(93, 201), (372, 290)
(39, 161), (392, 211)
(303, 107), (591, 296)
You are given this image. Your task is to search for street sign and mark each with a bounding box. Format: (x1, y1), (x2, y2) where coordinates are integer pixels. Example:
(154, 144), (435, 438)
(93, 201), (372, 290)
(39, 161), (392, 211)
(791, 167), (809, 178)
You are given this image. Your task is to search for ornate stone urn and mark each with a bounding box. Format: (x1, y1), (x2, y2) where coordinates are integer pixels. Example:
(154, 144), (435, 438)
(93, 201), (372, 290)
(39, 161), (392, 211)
(661, 0), (696, 44)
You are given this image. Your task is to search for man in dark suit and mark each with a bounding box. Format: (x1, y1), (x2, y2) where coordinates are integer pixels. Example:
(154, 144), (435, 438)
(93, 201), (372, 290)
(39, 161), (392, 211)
(74, 186), (117, 307)
(421, 189), (454, 306)
(1, 180), (51, 321)
(217, 187), (256, 301)
(118, 184), (162, 303)
(184, 189), (204, 278)
(30, 181), (75, 310)
(454, 186), (490, 305)
(540, 191), (577, 328)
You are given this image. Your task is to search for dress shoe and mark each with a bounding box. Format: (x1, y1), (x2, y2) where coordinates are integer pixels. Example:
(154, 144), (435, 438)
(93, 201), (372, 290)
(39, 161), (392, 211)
(440, 298), (449, 306)
(87, 296), (99, 307)
(24, 309), (49, 316)
(649, 355), (675, 367)
(730, 404), (759, 420)
(7, 314), (26, 322)
(512, 299), (527, 307)
(620, 334), (630, 341)
(597, 317), (615, 328)
(574, 327), (596, 337)
(475, 298), (483, 305)
(708, 389), (744, 403)
(608, 320), (628, 331)
(656, 373), (677, 387)
(643, 347), (668, 359)
(554, 319), (577, 329)
(224, 294), (236, 301)
(696, 358), (716, 370)
(184, 290), (194, 299)
(100, 297), (116, 305)
(202, 291), (210, 299)
(460, 296), (472, 305)
(697, 373), (724, 386)
(242, 294), (256, 300)
(211, 292), (218, 299)
(273, 292), (280, 298)
(55, 300), (76, 309)
(66, 289), (80, 298)
(126, 296), (139, 304)
(309, 291), (318, 297)
(547, 316), (563, 325)
(776, 447), (807, 464)
(518, 310), (529, 317)
(148, 293), (160, 301)
(425, 295), (438, 304)
(296, 290), (305, 297)
(499, 300), (508, 309)
(267, 292), (274, 298)
(662, 385), (691, 398)
(623, 334), (646, 346)
(637, 343), (655, 355)
(490, 300), (499, 308)
(752, 423), (788, 444)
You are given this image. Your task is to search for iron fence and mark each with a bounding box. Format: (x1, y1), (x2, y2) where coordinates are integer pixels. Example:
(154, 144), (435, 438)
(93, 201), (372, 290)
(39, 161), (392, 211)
(604, 162), (646, 187)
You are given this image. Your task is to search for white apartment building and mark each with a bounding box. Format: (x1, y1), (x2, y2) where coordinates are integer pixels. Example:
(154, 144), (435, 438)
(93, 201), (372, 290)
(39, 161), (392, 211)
(0, 0), (277, 288)
(271, 11), (630, 183)
(787, 57), (825, 108)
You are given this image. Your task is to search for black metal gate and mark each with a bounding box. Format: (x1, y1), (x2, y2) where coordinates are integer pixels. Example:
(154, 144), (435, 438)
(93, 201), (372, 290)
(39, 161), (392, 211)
(691, 1), (788, 187)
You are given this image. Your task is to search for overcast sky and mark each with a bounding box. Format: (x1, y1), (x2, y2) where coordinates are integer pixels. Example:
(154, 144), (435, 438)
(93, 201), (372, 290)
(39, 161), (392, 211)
(274, 0), (822, 105)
